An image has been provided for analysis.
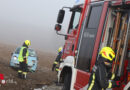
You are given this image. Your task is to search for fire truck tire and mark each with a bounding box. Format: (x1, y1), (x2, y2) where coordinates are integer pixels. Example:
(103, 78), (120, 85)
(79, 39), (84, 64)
(62, 73), (71, 90)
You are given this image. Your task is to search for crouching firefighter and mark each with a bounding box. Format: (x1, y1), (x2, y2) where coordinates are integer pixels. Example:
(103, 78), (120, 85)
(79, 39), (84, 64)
(87, 47), (121, 90)
(18, 40), (31, 79)
(52, 47), (63, 72)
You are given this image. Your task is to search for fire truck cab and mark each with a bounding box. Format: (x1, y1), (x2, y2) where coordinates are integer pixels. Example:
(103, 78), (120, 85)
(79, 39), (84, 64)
(55, 4), (83, 90)
(55, 0), (130, 90)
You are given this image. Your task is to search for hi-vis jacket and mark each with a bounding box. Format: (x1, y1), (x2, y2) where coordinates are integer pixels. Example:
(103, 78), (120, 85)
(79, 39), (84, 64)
(18, 46), (29, 63)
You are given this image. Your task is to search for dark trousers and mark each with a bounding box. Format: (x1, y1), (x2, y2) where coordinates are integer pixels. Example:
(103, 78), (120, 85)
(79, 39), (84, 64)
(19, 62), (27, 72)
(18, 62), (28, 78)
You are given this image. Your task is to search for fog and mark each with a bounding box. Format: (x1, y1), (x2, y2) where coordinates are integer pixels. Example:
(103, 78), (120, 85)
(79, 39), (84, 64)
(0, 0), (84, 53)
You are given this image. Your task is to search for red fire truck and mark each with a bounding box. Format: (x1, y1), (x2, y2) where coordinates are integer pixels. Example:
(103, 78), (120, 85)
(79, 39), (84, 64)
(55, 0), (130, 90)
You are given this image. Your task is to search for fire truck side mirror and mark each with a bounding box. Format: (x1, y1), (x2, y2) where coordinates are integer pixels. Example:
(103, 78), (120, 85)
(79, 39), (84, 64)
(57, 9), (65, 24)
(55, 24), (62, 31)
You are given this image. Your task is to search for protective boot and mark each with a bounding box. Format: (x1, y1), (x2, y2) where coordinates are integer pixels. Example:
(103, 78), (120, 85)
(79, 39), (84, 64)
(22, 72), (27, 79)
(18, 70), (22, 78)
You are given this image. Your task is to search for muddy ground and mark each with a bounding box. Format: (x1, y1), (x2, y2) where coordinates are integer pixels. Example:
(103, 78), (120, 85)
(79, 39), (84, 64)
(0, 43), (62, 90)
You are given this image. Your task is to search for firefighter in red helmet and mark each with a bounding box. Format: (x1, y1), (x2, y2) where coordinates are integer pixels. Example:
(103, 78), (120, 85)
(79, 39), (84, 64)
(87, 47), (120, 90)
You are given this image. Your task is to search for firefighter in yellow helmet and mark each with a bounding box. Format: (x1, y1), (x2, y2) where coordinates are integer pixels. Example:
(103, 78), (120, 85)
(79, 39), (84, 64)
(52, 47), (63, 72)
(18, 40), (31, 79)
(87, 47), (120, 90)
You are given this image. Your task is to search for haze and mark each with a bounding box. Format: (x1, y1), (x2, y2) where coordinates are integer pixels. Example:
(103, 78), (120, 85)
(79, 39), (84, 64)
(0, 0), (84, 53)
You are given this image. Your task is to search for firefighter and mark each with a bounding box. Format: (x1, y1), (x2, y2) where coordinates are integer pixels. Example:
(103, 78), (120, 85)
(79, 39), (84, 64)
(52, 47), (63, 72)
(87, 47), (120, 90)
(18, 40), (31, 79)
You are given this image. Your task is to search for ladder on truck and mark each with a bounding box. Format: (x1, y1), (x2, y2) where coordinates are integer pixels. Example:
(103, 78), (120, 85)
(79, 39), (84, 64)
(111, 10), (130, 77)
(117, 12), (130, 77)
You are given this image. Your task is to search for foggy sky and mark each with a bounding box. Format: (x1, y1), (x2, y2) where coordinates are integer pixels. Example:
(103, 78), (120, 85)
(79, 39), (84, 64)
(0, 0), (84, 53)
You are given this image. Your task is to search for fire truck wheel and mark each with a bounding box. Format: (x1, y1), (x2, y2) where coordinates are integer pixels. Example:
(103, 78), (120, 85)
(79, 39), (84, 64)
(62, 73), (71, 90)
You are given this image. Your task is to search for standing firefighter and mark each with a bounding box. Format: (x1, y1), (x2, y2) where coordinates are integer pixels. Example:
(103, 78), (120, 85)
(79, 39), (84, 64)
(87, 47), (120, 90)
(18, 40), (31, 79)
(52, 47), (63, 72)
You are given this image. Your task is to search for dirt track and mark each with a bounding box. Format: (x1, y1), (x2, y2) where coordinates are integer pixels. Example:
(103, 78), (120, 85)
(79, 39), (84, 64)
(0, 43), (61, 90)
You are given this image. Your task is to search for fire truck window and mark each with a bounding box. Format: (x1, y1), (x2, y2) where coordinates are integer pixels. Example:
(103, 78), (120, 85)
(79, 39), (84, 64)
(73, 12), (81, 29)
(68, 12), (81, 34)
(88, 5), (102, 28)
(76, 4), (103, 71)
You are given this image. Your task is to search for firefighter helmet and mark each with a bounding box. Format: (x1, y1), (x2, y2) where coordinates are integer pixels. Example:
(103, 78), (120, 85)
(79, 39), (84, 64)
(58, 47), (63, 52)
(99, 47), (115, 62)
(24, 40), (31, 46)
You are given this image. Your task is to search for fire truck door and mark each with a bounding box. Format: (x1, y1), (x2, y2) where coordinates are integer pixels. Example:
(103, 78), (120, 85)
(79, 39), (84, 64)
(74, 1), (109, 89)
